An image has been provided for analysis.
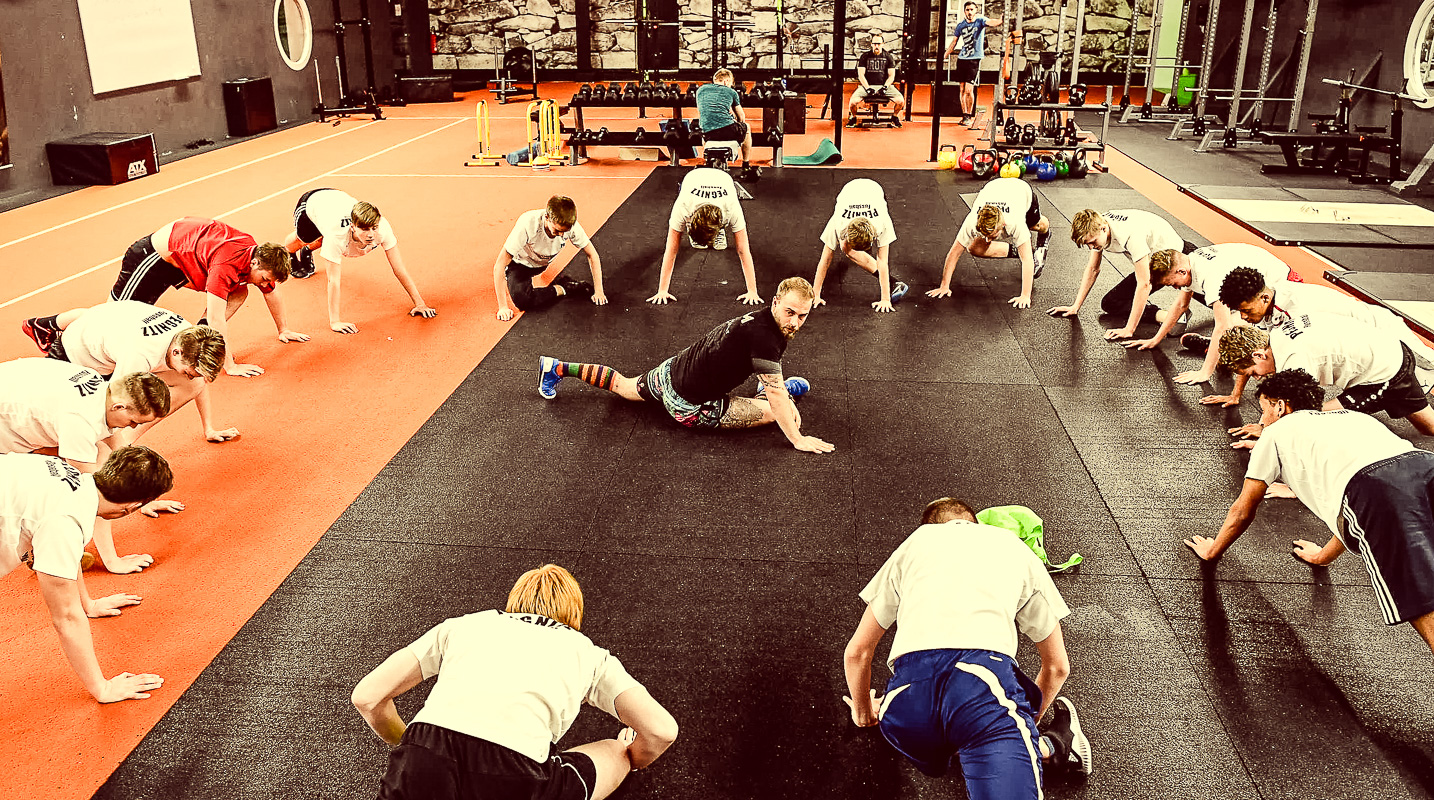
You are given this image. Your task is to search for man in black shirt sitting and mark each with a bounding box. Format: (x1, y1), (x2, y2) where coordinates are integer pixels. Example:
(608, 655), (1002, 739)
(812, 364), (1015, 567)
(537, 277), (835, 454)
(848, 34), (905, 124)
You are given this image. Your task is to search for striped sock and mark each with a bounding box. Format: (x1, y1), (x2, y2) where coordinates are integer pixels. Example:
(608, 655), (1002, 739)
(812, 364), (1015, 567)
(562, 362), (616, 390)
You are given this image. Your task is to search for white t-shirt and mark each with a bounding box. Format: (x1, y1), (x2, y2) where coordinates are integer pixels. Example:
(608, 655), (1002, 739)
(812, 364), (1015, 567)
(859, 521), (1070, 666)
(1247, 410), (1416, 537)
(405, 610), (644, 763)
(59, 301), (189, 380)
(1272, 312), (1405, 393)
(1100, 209), (1183, 264)
(0, 453), (98, 579)
(504, 209), (592, 270)
(668, 168), (746, 234)
(0, 359), (113, 464)
(957, 178), (1033, 249)
(1263, 280), (1434, 372)
(819, 178), (897, 251)
(1187, 243), (1291, 301)
(303, 189), (399, 262)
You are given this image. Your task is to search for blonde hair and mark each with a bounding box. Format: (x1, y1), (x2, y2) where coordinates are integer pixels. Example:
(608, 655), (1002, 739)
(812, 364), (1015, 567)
(506, 564), (584, 629)
(173, 326), (226, 382)
(110, 372), (172, 418)
(975, 205), (1003, 239)
(1148, 249), (1180, 284)
(921, 497), (977, 525)
(254, 243), (292, 281)
(775, 276), (816, 302)
(1070, 209), (1104, 244)
(1219, 325), (1271, 371)
(687, 204), (725, 246)
(713, 68), (734, 83)
(352, 201), (381, 230)
(547, 195), (577, 227)
(843, 218), (877, 251)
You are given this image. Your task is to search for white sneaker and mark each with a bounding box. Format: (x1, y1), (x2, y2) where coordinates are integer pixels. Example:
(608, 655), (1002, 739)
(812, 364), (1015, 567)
(688, 234), (709, 250)
(1033, 247), (1047, 278)
(1155, 308), (1191, 325)
(714, 229), (728, 250)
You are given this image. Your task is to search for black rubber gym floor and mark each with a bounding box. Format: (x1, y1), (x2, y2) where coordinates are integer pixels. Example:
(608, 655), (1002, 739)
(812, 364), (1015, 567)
(92, 167), (1434, 799)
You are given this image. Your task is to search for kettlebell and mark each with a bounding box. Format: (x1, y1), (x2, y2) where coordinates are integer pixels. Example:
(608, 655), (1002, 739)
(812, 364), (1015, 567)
(1068, 83), (1088, 106)
(1054, 151), (1071, 178)
(1070, 150), (1090, 178)
(972, 149), (997, 179)
(958, 144), (976, 172)
(1000, 159), (1022, 179)
(937, 144), (959, 170)
(1004, 117), (1021, 142)
(1004, 85), (1020, 105)
(1037, 155), (1057, 181)
(1023, 152), (1041, 175)
(1022, 123), (1037, 146)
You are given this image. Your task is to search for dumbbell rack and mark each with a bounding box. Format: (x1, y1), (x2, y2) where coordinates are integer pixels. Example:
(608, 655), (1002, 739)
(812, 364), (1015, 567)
(568, 87), (791, 168)
(986, 101), (1114, 174)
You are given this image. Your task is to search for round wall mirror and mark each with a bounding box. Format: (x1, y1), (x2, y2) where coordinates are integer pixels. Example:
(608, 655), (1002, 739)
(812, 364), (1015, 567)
(274, 0), (314, 71)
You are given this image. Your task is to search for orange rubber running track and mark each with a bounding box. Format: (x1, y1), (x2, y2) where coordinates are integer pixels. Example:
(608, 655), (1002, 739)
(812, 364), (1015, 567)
(0, 84), (1339, 800)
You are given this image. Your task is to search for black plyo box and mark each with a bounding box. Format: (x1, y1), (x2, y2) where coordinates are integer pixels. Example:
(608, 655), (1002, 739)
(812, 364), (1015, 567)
(46, 132), (159, 186)
(224, 77), (278, 137)
(400, 76), (455, 103)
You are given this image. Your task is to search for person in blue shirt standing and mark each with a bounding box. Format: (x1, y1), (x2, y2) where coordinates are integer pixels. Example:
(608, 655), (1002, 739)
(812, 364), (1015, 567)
(944, 2), (1003, 122)
(696, 68), (755, 178)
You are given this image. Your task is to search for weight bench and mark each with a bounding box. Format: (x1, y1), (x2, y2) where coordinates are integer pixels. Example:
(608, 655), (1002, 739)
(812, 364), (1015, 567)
(1259, 130), (1398, 182)
(848, 89), (902, 128)
(701, 141), (754, 199)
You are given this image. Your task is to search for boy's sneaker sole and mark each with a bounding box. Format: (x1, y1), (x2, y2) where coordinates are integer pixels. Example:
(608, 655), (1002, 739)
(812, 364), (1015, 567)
(1051, 697), (1093, 776)
(890, 281), (910, 305)
(1180, 333), (1211, 354)
(538, 356), (562, 399)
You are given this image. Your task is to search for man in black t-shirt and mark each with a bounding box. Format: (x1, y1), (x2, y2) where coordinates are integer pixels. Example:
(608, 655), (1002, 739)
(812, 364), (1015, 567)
(536, 278), (835, 453)
(849, 34), (905, 122)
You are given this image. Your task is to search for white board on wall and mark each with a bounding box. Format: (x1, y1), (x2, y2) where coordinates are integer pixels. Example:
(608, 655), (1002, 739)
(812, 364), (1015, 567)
(76, 0), (202, 95)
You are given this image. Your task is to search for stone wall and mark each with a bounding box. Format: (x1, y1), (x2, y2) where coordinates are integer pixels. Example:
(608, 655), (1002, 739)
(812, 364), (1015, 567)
(430, 0), (1150, 73)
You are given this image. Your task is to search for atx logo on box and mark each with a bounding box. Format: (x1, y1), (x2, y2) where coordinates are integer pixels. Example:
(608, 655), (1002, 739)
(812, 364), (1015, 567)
(127, 160), (148, 179)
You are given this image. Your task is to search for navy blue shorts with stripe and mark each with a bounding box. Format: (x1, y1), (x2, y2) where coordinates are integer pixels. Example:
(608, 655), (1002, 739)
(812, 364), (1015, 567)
(110, 236), (187, 304)
(879, 649), (1045, 800)
(1341, 450), (1434, 625)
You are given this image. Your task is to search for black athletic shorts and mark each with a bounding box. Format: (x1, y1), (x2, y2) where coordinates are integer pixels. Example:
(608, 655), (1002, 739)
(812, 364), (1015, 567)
(110, 236), (187, 304)
(376, 722), (598, 800)
(954, 59), (980, 83)
(1338, 344), (1430, 419)
(702, 122), (747, 142)
(1182, 239), (1200, 255)
(1341, 450), (1434, 625)
(1025, 193), (1042, 231)
(293, 187), (335, 245)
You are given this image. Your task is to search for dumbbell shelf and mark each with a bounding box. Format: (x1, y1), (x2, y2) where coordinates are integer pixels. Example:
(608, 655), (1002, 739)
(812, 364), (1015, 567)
(987, 102), (1113, 173)
(568, 90), (791, 168)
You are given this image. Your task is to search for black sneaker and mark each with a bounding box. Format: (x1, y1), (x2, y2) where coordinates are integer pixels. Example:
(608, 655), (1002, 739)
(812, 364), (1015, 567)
(20, 318), (56, 353)
(1043, 697), (1093, 776)
(1180, 333), (1211, 354)
(845, 117), (858, 128)
(892, 115), (903, 127)
(556, 277), (594, 299)
(291, 248), (316, 279)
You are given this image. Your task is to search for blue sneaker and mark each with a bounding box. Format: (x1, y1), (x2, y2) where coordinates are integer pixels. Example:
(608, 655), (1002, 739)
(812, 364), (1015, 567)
(891, 280), (910, 305)
(539, 356), (563, 399)
(785, 377), (810, 398)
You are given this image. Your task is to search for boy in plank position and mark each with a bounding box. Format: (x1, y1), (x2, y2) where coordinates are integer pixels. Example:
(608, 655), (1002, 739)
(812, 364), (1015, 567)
(1047, 208), (1196, 341)
(35, 216), (303, 377)
(1, 446), (174, 703)
(493, 195), (606, 321)
(0, 360), (171, 573)
(353, 564), (679, 800)
(811, 178), (908, 313)
(285, 188), (437, 333)
(1217, 315), (1434, 436)
(21, 301), (234, 443)
(1141, 243), (1299, 383)
(648, 167), (761, 305)
(842, 496), (1092, 799)
(539, 278), (834, 453)
(929, 177), (1050, 308)
(1184, 369), (1434, 659)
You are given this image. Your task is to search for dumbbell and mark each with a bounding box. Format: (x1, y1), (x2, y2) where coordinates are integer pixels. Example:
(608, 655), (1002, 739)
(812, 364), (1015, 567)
(766, 126), (784, 146)
(685, 83), (698, 102)
(1021, 123), (1037, 146)
(622, 84), (637, 103)
(663, 123), (685, 145)
(1064, 118), (1078, 145)
(592, 126), (609, 143)
(576, 84), (592, 101)
(633, 126), (648, 144)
